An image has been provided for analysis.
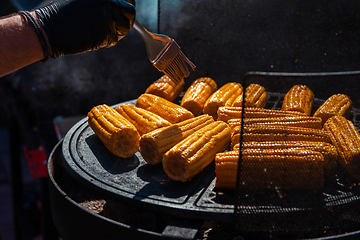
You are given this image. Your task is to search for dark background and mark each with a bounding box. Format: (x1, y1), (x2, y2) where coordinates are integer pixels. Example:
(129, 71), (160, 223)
(159, 0), (360, 88)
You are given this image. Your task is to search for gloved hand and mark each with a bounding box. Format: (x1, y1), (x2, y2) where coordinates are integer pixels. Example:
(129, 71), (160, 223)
(35, 0), (136, 58)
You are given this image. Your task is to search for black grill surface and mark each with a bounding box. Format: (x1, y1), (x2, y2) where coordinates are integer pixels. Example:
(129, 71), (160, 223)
(61, 99), (233, 222)
(61, 71), (360, 234)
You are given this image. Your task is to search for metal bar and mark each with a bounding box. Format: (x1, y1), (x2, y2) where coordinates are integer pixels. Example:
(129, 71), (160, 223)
(233, 79), (246, 225)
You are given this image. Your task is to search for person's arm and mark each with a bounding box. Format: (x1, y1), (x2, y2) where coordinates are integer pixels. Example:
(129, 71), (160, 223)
(0, 0), (135, 78)
(0, 12), (48, 77)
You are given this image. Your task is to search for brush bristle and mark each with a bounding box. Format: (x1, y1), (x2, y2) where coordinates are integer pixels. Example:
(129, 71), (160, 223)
(152, 39), (196, 84)
(163, 50), (196, 84)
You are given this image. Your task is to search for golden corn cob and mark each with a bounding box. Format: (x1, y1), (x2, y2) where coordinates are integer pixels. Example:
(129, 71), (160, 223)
(135, 93), (194, 124)
(282, 85), (314, 115)
(180, 77), (218, 116)
(231, 125), (331, 149)
(145, 75), (185, 102)
(87, 104), (140, 158)
(115, 104), (172, 136)
(139, 114), (214, 165)
(233, 141), (338, 175)
(215, 148), (324, 190)
(313, 94), (353, 125)
(232, 83), (267, 108)
(163, 121), (231, 182)
(203, 82), (243, 119)
(323, 116), (360, 179)
(227, 116), (323, 130)
(217, 106), (306, 123)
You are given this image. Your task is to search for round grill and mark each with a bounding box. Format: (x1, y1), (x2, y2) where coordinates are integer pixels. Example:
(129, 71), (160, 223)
(60, 71), (360, 236)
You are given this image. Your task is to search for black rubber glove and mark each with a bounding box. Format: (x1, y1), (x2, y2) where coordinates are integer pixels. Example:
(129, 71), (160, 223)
(35, 0), (135, 58)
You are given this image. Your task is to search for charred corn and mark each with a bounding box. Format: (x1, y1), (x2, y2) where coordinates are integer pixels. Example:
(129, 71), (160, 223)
(163, 121), (231, 182)
(323, 116), (360, 179)
(181, 77), (218, 116)
(232, 83), (267, 108)
(313, 94), (353, 125)
(227, 116), (323, 130)
(139, 114), (214, 165)
(87, 104), (140, 158)
(145, 75), (185, 102)
(115, 104), (172, 136)
(231, 125), (331, 148)
(136, 93), (194, 124)
(282, 85), (314, 115)
(215, 148), (324, 190)
(203, 82), (243, 119)
(217, 106), (306, 123)
(233, 141), (338, 175)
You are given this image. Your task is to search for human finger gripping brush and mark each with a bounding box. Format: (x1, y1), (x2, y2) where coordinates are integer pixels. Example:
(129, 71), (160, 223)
(133, 19), (196, 84)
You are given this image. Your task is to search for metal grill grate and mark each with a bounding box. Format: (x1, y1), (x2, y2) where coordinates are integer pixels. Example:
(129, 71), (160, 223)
(233, 73), (360, 233)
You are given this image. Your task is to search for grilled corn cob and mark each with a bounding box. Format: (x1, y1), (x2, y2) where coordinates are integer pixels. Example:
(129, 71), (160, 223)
(115, 104), (172, 136)
(215, 149), (324, 190)
(181, 77), (218, 116)
(87, 104), (140, 158)
(231, 125), (331, 149)
(136, 93), (194, 124)
(145, 75), (185, 102)
(139, 114), (214, 165)
(313, 94), (353, 125)
(163, 121), (231, 182)
(227, 116), (323, 130)
(233, 141), (338, 175)
(282, 85), (314, 115)
(203, 82), (243, 119)
(323, 116), (360, 179)
(232, 83), (267, 108)
(217, 106), (306, 123)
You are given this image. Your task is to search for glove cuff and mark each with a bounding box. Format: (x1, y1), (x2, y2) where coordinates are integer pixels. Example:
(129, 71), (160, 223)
(18, 10), (52, 61)
(35, 5), (61, 58)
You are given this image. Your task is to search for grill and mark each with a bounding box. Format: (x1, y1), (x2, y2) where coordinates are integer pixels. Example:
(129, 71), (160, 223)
(48, 71), (360, 240)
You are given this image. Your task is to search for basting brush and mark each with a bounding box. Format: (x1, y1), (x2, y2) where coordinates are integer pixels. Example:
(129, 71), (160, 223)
(133, 19), (196, 84)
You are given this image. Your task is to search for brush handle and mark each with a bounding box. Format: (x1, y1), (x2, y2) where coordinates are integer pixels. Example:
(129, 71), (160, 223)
(133, 19), (171, 61)
(133, 20), (152, 42)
